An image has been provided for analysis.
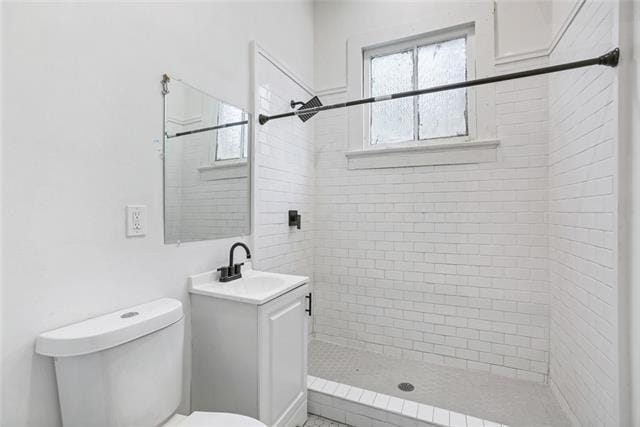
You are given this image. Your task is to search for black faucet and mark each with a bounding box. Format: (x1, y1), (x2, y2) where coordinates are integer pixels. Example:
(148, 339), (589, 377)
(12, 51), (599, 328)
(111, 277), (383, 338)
(218, 242), (252, 282)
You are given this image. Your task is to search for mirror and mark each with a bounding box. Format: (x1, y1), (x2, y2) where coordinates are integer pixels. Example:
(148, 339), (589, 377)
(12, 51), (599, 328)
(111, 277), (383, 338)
(163, 75), (251, 244)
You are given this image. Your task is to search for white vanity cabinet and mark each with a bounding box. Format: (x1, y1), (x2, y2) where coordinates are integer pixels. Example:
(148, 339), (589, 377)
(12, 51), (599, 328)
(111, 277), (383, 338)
(189, 267), (310, 427)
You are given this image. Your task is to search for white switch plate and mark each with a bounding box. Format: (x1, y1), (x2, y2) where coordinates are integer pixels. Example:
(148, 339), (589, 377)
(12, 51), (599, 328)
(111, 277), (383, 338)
(126, 205), (147, 237)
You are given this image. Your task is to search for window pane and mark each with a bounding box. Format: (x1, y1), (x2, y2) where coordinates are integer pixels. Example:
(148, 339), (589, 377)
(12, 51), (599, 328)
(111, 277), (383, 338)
(417, 37), (467, 140)
(215, 103), (246, 161)
(370, 50), (414, 145)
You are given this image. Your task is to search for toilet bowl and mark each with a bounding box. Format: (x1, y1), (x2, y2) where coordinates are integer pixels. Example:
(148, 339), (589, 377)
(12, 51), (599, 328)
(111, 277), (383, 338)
(165, 412), (267, 427)
(36, 298), (267, 427)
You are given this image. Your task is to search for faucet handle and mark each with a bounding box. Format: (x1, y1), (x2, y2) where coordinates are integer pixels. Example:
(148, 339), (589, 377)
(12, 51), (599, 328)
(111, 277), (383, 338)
(233, 262), (244, 275)
(217, 266), (230, 280)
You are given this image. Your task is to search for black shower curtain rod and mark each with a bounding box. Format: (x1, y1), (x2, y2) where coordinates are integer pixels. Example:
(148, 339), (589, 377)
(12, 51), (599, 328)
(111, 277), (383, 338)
(166, 119), (249, 139)
(258, 48), (620, 126)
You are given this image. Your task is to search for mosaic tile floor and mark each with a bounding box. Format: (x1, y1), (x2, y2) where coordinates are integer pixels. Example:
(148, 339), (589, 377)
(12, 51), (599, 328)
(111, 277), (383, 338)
(305, 414), (350, 427)
(308, 340), (571, 427)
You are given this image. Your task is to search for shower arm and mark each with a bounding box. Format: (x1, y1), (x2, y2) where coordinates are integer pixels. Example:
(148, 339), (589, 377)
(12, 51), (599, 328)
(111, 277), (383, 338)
(258, 48), (620, 126)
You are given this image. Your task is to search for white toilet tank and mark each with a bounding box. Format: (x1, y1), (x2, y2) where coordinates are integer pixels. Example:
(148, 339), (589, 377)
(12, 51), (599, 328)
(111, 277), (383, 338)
(36, 298), (185, 427)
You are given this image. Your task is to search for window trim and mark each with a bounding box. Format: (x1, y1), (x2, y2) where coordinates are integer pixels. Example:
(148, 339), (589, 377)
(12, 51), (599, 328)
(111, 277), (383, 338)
(362, 25), (476, 150)
(345, 138), (499, 170)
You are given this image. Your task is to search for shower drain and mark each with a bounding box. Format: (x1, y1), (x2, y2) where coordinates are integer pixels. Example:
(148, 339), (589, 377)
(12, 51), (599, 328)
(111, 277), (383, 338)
(398, 382), (415, 392)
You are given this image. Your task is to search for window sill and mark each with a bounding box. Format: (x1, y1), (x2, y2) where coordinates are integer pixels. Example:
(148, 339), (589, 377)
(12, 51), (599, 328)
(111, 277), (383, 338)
(344, 139), (499, 170)
(197, 160), (248, 181)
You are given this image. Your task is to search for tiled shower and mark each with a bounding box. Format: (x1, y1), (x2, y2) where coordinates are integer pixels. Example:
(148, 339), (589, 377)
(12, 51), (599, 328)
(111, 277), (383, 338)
(254, 1), (624, 426)
(2, 1), (637, 426)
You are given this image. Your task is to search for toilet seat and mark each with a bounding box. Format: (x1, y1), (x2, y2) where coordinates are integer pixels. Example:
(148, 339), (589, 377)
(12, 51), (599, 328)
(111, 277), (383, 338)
(176, 411), (267, 427)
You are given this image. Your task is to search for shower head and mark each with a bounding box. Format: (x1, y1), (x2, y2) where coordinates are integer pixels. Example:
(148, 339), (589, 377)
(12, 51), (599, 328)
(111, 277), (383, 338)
(292, 96), (322, 122)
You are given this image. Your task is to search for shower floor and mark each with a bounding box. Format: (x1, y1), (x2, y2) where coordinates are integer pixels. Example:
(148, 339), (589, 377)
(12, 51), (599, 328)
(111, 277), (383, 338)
(308, 340), (571, 427)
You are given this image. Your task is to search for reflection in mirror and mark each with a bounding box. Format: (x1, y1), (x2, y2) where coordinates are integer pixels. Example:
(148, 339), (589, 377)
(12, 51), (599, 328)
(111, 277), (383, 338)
(163, 75), (250, 244)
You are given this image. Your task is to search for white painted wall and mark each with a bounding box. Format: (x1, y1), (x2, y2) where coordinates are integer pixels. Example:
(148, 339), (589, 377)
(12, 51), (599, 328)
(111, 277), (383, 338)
(547, 1), (621, 425)
(626, 1), (640, 424)
(615, 0), (636, 425)
(1, 2), (313, 426)
(494, 0), (551, 59)
(551, 0), (583, 46)
(0, 1), (3, 423)
(314, 1), (498, 92)
(313, 0), (554, 86)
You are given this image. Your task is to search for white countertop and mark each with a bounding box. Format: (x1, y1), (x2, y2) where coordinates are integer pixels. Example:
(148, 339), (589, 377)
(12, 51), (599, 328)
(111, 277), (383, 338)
(188, 263), (309, 305)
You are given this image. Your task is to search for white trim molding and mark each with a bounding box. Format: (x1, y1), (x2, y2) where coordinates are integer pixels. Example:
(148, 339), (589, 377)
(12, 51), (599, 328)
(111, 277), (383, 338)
(494, 47), (549, 65)
(198, 160), (248, 181)
(494, 0), (585, 65)
(315, 86), (347, 97)
(547, 0), (585, 55)
(345, 139), (499, 170)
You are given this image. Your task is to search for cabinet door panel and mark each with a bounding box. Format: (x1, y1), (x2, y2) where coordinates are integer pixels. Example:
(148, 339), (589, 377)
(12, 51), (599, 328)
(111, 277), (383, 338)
(271, 299), (304, 417)
(259, 285), (308, 426)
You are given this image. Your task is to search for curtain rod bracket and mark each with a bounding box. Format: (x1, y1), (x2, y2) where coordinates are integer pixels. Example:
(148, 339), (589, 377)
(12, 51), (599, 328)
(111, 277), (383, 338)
(599, 48), (619, 67)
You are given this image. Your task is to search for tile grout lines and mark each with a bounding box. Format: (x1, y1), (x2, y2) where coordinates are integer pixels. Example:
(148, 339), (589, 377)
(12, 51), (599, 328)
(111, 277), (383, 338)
(308, 375), (508, 427)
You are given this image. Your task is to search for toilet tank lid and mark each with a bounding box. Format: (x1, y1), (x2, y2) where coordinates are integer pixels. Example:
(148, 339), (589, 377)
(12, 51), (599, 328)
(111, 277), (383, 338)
(35, 298), (183, 357)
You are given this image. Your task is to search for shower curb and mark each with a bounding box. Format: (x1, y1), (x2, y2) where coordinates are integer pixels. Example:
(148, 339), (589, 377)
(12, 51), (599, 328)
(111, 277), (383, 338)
(307, 375), (508, 427)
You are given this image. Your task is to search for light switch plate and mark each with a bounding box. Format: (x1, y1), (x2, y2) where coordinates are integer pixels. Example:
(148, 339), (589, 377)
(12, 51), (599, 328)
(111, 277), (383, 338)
(126, 205), (147, 237)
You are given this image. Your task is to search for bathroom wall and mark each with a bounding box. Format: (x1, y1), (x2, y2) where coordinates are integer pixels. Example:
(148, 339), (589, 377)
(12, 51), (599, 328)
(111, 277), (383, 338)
(313, 1), (551, 381)
(624, 1), (640, 423)
(493, 0), (551, 59)
(0, 2), (3, 422)
(252, 49), (315, 281)
(547, 1), (622, 425)
(314, 71), (550, 382)
(1, 2), (313, 426)
(313, 0), (552, 92)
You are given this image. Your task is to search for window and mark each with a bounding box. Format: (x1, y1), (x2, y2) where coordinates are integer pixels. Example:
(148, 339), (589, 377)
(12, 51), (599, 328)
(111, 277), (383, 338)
(212, 103), (248, 162)
(364, 28), (472, 146)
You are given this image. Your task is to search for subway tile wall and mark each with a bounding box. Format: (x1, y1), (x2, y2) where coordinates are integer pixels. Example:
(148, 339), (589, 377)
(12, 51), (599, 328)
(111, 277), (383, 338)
(548, 1), (620, 425)
(313, 60), (551, 382)
(253, 52), (315, 285)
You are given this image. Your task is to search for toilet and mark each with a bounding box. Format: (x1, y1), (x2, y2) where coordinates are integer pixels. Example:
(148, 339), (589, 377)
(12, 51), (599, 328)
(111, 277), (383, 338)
(35, 298), (267, 427)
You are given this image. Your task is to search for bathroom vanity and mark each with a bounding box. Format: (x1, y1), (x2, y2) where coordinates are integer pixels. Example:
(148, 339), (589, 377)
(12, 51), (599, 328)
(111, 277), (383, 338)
(189, 264), (309, 427)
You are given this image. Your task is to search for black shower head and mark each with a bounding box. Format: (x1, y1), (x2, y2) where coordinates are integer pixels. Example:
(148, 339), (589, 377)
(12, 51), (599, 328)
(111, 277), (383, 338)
(291, 96), (322, 122)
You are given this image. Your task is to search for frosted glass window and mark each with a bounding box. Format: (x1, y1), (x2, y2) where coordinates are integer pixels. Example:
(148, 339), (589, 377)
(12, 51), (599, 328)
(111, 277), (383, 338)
(366, 33), (469, 145)
(215, 103), (247, 161)
(418, 37), (467, 139)
(369, 50), (414, 145)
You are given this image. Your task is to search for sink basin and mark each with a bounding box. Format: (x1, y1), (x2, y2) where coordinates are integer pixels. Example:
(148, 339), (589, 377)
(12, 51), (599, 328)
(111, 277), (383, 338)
(188, 263), (309, 305)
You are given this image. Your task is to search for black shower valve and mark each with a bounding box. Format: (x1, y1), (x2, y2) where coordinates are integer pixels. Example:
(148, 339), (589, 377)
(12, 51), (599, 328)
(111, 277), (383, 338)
(288, 210), (301, 230)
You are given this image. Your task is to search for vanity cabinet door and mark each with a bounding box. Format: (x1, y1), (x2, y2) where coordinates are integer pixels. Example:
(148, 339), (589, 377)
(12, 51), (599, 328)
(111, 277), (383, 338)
(258, 284), (309, 427)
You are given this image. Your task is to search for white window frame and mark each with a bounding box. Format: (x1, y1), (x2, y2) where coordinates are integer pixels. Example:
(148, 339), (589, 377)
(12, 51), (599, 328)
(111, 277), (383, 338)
(211, 105), (249, 164)
(362, 25), (476, 150)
